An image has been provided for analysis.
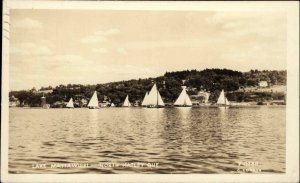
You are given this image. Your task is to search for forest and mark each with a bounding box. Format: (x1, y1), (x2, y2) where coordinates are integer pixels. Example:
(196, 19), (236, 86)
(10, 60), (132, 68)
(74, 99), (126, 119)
(9, 69), (286, 107)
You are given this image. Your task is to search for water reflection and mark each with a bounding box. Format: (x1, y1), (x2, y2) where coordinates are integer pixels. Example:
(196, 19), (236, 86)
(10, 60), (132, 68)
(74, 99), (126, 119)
(9, 107), (285, 174)
(175, 107), (191, 123)
(87, 109), (99, 139)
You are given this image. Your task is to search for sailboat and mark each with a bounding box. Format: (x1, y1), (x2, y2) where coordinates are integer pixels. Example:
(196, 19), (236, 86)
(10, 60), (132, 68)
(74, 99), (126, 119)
(147, 83), (165, 108)
(66, 98), (74, 108)
(88, 91), (99, 109)
(141, 92), (149, 107)
(217, 89), (230, 107)
(122, 95), (131, 107)
(174, 86), (193, 107)
(110, 103), (115, 107)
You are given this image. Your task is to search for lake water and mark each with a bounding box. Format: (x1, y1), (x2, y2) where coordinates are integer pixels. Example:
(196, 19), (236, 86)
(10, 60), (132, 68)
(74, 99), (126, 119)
(9, 106), (285, 174)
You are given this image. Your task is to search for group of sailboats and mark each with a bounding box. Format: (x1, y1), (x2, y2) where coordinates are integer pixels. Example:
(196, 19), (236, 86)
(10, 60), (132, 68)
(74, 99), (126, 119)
(140, 84), (194, 108)
(65, 83), (230, 109)
(65, 90), (100, 109)
(140, 85), (229, 108)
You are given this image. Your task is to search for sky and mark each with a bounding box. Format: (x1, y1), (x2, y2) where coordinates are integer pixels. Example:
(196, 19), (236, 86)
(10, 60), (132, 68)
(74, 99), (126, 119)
(9, 10), (287, 90)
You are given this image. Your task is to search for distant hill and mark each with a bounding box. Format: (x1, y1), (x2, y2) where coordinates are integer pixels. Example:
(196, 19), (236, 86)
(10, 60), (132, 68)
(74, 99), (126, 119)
(9, 69), (286, 107)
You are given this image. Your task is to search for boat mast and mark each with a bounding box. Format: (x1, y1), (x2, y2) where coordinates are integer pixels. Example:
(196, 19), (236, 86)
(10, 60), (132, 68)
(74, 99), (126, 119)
(156, 85), (158, 108)
(224, 91), (226, 107)
(182, 80), (185, 106)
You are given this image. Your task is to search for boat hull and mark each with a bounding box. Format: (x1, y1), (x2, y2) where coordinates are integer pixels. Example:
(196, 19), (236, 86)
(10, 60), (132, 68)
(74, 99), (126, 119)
(174, 105), (192, 108)
(88, 106), (99, 109)
(147, 105), (164, 108)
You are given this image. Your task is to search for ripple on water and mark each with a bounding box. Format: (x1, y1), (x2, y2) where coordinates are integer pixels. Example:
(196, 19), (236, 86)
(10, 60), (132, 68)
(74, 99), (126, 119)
(8, 107), (286, 174)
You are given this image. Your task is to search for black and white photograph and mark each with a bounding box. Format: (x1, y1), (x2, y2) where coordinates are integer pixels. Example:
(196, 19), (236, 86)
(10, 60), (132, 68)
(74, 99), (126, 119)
(1, 1), (299, 182)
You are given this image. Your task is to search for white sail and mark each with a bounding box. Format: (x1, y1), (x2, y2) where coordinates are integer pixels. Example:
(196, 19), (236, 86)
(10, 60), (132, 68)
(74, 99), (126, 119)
(66, 98), (74, 108)
(88, 91), (99, 108)
(111, 103), (115, 107)
(157, 92), (165, 106)
(225, 98), (230, 105)
(174, 86), (192, 106)
(122, 95), (131, 107)
(217, 89), (230, 105)
(141, 92), (149, 106)
(147, 83), (165, 106)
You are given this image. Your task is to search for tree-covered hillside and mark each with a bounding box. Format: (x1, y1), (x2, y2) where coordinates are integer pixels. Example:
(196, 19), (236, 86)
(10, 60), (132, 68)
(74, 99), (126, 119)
(9, 69), (286, 107)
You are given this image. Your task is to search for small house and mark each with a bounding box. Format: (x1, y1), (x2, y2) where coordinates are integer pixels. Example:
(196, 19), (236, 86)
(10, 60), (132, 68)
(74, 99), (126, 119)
(190, 91), (210, 104)
(258, 81), (268, 87)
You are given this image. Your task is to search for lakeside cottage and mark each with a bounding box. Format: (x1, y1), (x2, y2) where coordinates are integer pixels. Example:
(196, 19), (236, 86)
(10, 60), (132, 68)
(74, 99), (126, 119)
(190, 91), (210, 105)
(259, 81), (268, 87)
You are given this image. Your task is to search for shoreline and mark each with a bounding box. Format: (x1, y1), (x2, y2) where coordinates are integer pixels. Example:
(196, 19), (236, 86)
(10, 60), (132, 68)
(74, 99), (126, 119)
(9, 104), (286, 109)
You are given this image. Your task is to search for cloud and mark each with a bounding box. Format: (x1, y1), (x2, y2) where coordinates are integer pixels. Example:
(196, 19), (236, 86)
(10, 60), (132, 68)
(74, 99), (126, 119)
(40, 54), (95, 69)
(95, 28), (120, 36)
(206, 13), (260, 25)
(81, 35), (107, 44)
(11, 42), (53, 56)
(116, 47), (127, 55)
(80, 28), (120, 44)
(206, 12), (286, 39)
(92, 48), (108, 54)
(12, 17), (42, 30)
(10, 51), (159, 90)
(110, 65), (154, 75)
(203, 12), (286, 71)
(52, 54), (85, 63)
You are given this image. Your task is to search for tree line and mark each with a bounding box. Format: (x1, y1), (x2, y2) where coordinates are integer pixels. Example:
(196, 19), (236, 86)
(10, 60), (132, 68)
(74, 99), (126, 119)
(9, 69), (286, 107)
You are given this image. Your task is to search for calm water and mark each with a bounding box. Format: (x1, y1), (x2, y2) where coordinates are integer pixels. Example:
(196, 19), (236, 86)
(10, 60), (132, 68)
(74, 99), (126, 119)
(9, 106), (285, 174)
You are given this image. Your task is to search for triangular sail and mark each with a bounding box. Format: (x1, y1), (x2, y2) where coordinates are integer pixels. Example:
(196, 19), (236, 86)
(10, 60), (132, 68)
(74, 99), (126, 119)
(174, 86), (192, 106)
(88, 91), (99, 107)
(225, 98), (230, 105)
(111, 103), (115, 107)
(123, 95), (131, 107)
(217, 89), (230, 105)
(147, 83), (165, 106)
(66, 98), (74, 108)
(217, 90), (225, 104)
(157, 92), (165, 106)
(141, 92), (149, 106)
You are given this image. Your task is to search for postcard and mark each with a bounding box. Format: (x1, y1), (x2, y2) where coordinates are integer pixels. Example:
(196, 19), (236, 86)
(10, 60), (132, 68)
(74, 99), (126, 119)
(1, 1), (299, 182)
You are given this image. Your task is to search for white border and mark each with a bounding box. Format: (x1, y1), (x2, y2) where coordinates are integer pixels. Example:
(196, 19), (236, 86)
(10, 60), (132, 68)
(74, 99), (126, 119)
(1, 1), (299, 183)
